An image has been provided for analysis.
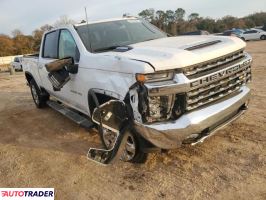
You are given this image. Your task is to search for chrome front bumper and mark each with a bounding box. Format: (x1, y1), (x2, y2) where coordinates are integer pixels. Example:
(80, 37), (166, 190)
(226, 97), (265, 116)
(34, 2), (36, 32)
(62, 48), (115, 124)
(135, 86), (250, 149)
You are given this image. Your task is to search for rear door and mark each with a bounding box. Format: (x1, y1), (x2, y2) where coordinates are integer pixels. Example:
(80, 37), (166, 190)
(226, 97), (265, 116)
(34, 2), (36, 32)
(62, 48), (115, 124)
(38, 30), (60, 96)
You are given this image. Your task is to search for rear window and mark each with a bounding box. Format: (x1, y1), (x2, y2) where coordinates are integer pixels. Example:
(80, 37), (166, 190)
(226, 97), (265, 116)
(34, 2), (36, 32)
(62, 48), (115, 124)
(42, 31), (58, 58)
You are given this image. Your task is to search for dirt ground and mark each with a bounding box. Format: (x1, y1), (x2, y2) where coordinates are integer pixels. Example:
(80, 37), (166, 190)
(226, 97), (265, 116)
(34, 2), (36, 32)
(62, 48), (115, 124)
(0, 41), (266, 200)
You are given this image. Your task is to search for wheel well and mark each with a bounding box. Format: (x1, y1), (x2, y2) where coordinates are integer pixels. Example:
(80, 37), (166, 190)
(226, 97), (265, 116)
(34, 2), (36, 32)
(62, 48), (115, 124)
(25, 73), (49, 96)
(25, 72), (33, 84)
(88, 92), (115, 115)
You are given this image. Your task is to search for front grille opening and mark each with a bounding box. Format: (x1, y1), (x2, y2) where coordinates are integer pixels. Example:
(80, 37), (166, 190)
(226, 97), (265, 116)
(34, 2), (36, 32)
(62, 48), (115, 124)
(186, 67), (251, 111)
(184, 49), (245, 79)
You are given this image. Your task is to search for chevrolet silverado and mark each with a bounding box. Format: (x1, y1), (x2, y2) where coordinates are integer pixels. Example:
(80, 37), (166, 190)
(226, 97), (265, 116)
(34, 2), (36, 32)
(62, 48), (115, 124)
(22, 17), (252, 164)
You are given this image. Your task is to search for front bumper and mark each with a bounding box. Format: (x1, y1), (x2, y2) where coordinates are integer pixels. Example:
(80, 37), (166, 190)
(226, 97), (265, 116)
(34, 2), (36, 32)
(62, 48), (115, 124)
(135, 86), (250, 149)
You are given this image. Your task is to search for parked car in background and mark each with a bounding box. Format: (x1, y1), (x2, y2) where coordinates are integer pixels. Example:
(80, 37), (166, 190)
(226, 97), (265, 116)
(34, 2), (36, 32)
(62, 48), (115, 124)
(255, 26), (266, 31)
(182, 30), (210, 35)
(11, 57), (23, 71)
(240, 29), (266, 41)
(222, 30), (238, 37)
(217, 29), (244, 37)
(231, 29), (244, 36)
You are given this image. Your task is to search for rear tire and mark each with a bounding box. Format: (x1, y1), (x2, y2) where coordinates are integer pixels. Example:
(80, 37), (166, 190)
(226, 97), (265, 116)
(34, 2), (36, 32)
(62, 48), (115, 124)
(29, 79), (49, 108)
(241, 37), (245, 41)
(260, 35), (266, 40)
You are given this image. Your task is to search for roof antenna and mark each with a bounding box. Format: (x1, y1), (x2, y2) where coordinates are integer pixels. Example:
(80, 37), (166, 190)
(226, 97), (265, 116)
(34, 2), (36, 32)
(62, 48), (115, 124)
(84, 7), (93, 52)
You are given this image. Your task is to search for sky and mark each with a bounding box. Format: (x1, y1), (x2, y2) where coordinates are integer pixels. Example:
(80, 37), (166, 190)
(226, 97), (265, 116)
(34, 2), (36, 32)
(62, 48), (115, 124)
(0, 0), (266, 35)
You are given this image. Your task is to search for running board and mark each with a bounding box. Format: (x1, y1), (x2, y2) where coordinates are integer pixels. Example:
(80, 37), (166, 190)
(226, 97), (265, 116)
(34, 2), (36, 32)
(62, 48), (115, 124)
(47, 100), (94, 129)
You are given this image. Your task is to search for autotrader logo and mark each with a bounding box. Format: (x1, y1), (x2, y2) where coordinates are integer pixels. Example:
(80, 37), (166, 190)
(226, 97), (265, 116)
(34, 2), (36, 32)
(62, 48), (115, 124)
(0, 188), (54, 199)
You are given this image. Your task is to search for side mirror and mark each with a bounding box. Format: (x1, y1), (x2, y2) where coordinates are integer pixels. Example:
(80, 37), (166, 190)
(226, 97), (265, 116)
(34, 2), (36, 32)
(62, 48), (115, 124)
(66, 62), (78, 74)
(45, 57), (78, 74)
(45, 57), (78, 91)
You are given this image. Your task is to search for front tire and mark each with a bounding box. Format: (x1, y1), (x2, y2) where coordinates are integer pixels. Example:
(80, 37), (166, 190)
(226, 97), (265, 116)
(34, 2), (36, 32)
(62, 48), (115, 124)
(99, 127), (147, 163)
(29, 79), (49, 108)
(260, 35), (266, 40)
(241, 37), (245, 41)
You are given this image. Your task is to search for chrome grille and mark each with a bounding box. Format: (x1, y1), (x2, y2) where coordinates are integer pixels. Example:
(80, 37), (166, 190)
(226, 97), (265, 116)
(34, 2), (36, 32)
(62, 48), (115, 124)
(183, 49), (245, 79)
(186, 64), (251, 111)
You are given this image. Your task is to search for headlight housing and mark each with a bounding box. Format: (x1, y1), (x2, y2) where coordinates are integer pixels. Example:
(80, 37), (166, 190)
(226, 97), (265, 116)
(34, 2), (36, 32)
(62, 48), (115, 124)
(146, 95), (175, 123)
(136, 71), (174, 83)
(135, 72), (185, 123)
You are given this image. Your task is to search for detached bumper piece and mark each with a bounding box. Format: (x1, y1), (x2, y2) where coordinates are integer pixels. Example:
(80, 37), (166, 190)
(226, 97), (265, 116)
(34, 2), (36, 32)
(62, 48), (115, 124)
(87, 131), (129, 165)
(88, 100), (131, 165)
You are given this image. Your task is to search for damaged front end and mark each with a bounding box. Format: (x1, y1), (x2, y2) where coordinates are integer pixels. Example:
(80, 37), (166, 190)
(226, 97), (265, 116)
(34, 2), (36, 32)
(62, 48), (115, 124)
(130, 72), (187, 124)
(129, 52), (252, 149)
(88, 52), (252, 164)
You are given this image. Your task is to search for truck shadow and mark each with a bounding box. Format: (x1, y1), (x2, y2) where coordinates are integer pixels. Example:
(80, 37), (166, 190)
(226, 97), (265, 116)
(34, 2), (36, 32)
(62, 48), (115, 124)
(0, 97), (102, 157)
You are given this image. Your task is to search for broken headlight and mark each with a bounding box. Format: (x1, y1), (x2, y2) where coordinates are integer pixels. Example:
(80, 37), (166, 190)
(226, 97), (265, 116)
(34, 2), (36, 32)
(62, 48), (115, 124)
(146, 95), (175, 123)
(136, 71), (174, 83)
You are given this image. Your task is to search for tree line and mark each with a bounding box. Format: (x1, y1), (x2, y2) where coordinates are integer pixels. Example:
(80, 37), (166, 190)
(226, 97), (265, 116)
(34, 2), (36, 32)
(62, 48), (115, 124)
(139, 8), (266, 35)
(0, 16), (73, 57)
(0, 11), (266, 57)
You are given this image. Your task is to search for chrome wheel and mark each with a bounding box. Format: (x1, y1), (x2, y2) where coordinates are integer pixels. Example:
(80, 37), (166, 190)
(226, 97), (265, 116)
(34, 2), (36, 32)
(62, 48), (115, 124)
(31, 84), (39, 105)
(121, 134), (136, 161)
(102, 128), (117, 149)
(102, 128), (136, 161)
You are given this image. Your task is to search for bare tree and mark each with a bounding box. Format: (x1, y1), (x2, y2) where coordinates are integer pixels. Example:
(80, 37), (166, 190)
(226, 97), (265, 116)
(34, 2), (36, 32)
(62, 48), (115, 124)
(32, 24), (53, 51)
(54, 15), (76, 27)
(11, 29), (23, 38)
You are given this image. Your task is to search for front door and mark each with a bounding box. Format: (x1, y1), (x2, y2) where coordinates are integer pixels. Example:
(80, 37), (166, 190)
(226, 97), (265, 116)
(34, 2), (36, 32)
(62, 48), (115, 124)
(38, 29), (87, 113)
(56, 29), (88, 113)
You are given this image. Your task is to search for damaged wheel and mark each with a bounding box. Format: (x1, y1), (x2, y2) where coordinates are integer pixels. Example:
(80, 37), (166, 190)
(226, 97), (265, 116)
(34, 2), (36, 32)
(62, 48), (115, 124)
(100, 127), (147, 163)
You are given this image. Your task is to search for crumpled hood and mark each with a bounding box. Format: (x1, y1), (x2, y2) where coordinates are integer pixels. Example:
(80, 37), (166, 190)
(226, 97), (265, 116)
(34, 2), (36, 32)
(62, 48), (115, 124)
(103, 35), (246, 72)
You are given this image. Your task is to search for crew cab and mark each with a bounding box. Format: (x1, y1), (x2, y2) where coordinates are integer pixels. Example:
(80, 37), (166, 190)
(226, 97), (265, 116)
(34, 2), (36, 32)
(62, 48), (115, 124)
(22, 17), (252, 163)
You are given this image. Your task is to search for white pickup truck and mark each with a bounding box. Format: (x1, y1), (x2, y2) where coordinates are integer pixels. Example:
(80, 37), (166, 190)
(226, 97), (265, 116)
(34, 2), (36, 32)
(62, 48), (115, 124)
(23, 17), (252, 164)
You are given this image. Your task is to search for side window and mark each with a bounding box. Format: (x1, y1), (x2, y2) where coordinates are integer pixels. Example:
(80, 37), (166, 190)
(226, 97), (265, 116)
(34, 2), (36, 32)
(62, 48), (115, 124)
(43, 31), (58, 59)
(59, 30), (80, 62)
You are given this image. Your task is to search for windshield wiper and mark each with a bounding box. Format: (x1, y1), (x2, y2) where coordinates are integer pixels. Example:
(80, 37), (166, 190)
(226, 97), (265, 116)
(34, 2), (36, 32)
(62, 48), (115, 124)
(94, 45), (120, 52)
(142, 36), (166, 42)
(94, 45), (132, 52)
